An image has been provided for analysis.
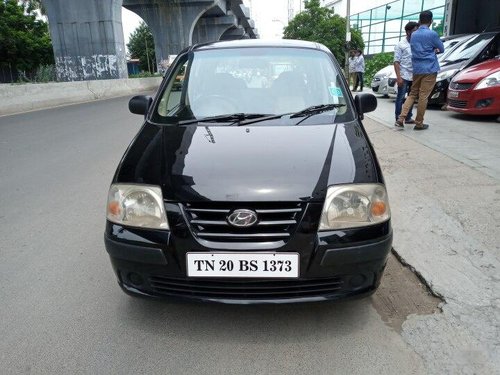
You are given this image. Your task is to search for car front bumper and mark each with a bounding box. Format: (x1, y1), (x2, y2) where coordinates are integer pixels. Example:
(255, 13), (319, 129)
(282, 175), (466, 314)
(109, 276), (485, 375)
(447, 87), (500, 115)
(104, 221), (392, 304)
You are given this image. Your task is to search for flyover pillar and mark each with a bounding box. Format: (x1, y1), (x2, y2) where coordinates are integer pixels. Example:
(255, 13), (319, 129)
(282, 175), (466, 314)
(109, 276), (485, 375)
(192, 15), (237, 44)
(123, 0), (220, 67)
(42, 0), (128, 81)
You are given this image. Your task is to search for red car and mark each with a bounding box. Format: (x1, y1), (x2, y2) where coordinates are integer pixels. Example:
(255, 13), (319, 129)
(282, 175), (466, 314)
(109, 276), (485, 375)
(447, 57), (500, 115)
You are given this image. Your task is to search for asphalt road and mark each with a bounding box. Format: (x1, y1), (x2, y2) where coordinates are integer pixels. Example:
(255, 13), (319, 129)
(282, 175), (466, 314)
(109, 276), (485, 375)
(0, 97), (424, 374)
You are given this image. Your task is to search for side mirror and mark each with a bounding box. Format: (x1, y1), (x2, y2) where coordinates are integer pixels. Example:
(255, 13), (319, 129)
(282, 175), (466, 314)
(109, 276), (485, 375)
(129, 95), (152, 116)
(354, 93), (377, 119)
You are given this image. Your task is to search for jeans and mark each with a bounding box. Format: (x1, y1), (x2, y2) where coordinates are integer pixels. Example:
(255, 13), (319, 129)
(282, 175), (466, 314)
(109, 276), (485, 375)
(395, 79), (414, 121)
(353, 72), (364, 91)
(398, 74), (437, 126)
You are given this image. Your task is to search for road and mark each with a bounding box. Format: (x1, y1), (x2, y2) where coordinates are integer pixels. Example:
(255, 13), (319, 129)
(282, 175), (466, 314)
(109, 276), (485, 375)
(0, 97), (426, 374)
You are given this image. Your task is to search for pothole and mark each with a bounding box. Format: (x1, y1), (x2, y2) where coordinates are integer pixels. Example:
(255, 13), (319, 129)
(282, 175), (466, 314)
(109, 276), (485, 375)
(371, 249), (443, 332)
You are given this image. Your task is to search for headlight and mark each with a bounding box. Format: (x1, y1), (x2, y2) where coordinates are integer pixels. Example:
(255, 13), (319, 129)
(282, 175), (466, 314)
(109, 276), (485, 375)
(106, 184), (169, 229)
(437, 69), (458, 81)
(474, 71), (500, 90)
(319, 184), (390, 230)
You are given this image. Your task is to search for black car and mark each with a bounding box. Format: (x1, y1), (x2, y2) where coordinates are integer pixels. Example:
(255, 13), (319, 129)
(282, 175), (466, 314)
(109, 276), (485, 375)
(104, 40), (392, 304)
(430, 31), (500, 105)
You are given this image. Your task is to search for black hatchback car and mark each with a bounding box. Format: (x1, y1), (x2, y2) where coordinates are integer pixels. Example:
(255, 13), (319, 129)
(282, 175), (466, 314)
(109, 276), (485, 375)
(104, 40), (392, 304)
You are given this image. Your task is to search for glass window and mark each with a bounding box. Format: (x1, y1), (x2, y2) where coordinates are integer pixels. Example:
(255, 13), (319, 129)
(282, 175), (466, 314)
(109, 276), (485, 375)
(157, 59), (188, 117)
(152, 47), (353, 124)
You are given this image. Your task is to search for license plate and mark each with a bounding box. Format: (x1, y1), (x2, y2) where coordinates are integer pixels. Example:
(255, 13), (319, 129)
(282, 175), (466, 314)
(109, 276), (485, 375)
(448, 90), (459, 98)
(186, 252), (299, 278)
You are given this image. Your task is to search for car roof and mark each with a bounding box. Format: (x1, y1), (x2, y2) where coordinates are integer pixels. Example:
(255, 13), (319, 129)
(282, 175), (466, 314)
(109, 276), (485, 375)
(193, 39), (331, 54)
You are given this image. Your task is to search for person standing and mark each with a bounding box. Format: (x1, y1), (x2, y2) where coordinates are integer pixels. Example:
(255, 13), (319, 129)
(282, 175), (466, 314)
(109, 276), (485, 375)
(395, 10), (444, 130)
(394, 21), (419, 127)
(348, 50), (357, 89)
(352, 49), (365, 92)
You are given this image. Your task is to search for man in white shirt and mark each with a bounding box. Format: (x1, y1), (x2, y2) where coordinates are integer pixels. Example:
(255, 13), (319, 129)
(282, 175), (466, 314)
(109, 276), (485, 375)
(394, 21), (419, 127)
(352, 49), (365, 92)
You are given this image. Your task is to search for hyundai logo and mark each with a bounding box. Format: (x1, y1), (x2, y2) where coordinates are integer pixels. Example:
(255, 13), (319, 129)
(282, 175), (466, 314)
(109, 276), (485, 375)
(227, 209), (258, 227)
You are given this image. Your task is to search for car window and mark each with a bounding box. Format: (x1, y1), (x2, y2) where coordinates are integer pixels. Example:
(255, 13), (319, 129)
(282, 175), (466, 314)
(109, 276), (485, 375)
(152, 47), (353, 124)
(157, 60), (188, 117)
(443, 34), (495, 63)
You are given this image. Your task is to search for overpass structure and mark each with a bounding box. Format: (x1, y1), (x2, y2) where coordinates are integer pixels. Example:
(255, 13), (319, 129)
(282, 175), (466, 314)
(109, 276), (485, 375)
(41, 0), (258, 81)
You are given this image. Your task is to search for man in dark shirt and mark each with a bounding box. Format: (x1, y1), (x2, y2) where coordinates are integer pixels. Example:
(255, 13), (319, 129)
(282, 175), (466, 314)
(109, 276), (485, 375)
(395, 10), (444, 130)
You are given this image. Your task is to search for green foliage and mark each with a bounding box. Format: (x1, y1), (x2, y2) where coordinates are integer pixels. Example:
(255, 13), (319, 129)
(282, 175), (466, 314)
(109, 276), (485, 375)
(127, 22), (156, 73)
(0, 0), (54, 74)
(19, 0), (46, 15)
(432, 21), (443, 37)
(33, 64), (56, 82)
(283, 0), (364, 64)
(365, 52), (394, 85)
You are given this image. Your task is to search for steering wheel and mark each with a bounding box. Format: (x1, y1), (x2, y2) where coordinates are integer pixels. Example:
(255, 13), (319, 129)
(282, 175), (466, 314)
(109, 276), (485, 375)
(191, 94), (239, 117)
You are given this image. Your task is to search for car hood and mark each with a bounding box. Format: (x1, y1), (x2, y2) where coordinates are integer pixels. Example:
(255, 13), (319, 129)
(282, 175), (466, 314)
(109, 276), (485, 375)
(453, 57), (500, 83)
(374, 65), (394, 78)
(115, 121), (379, 203)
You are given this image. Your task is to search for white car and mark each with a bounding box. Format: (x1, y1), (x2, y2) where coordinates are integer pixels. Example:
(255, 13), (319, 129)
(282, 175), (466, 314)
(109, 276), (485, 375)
(371, 65), (395, 97)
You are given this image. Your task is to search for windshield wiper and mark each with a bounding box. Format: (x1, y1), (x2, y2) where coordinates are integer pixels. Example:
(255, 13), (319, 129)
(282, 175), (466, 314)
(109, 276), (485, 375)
(442, 57), (469, 64)
(290, 104), (345, 118)
(178, 113), (270, 125)
(237, 104), (346, 126)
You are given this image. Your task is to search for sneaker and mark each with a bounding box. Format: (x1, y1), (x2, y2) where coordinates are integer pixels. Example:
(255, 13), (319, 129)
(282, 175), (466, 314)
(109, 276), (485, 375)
(394, 120), (404, 128)
(413, 124), (429, 130)
(405, 119), (416, 124)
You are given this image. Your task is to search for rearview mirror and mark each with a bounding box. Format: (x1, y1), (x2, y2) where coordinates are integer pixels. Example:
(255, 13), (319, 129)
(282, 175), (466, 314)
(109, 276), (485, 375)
(129, 95), (152, 116)
(354, 93), (377, 119)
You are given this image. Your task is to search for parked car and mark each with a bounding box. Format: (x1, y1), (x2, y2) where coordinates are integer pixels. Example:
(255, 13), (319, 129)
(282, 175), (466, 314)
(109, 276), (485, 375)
(429, 31), (500, 105)
(371, 65), (394, 97)
(104, 39), (392, 304)
(447, 56), (500, 115)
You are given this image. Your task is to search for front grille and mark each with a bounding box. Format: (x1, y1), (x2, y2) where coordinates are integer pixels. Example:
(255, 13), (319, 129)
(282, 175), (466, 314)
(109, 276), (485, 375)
(450, 82), (473, 90)
(182, 202), (304, 242)
(388, 78), (396, 87)
(448, 99), (468, 108)
(149, 275), (345, 299)
(372, 85), (379, 92)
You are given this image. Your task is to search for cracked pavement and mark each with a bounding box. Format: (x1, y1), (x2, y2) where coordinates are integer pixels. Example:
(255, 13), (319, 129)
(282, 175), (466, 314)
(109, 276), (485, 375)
(364, 115), (500, 374)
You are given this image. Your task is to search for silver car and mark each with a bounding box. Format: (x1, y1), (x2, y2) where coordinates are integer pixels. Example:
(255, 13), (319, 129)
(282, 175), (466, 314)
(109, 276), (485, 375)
(371, 65), (395, 97)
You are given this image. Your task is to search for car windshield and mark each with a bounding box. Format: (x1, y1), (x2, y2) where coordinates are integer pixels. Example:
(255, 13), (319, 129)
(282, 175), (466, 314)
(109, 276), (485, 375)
(443, 34), (495, 63)
(438, 35), (475, 61)
(152, 47), (353, 125)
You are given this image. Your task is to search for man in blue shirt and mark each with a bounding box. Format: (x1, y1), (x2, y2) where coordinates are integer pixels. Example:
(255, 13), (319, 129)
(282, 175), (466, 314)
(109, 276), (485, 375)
(395, 10), (444, 130)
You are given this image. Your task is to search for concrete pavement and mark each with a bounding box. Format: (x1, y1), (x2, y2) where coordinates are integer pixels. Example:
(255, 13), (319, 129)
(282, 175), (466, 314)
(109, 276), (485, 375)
(363, 116), (500, 374)
(364, 92), (500, 181)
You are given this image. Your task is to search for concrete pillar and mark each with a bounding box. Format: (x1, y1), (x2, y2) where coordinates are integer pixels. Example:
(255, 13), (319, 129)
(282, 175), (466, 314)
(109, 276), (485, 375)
(123, 0), (220, 67)
(42, 0), (128, 81)
(192, 15), (237, 44)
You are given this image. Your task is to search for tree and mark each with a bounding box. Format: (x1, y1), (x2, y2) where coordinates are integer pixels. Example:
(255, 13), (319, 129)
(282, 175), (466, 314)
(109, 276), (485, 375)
(0, 0), (53, 74)
(432, 21), (443, 37)
(283, 0), (364, 64)
(19, 0), (46, 15)
(127, 22), (156, 73)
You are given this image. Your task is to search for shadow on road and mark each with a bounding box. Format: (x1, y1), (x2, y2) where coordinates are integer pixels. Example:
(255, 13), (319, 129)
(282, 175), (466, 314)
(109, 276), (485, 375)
(116, 296), (372, 343)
